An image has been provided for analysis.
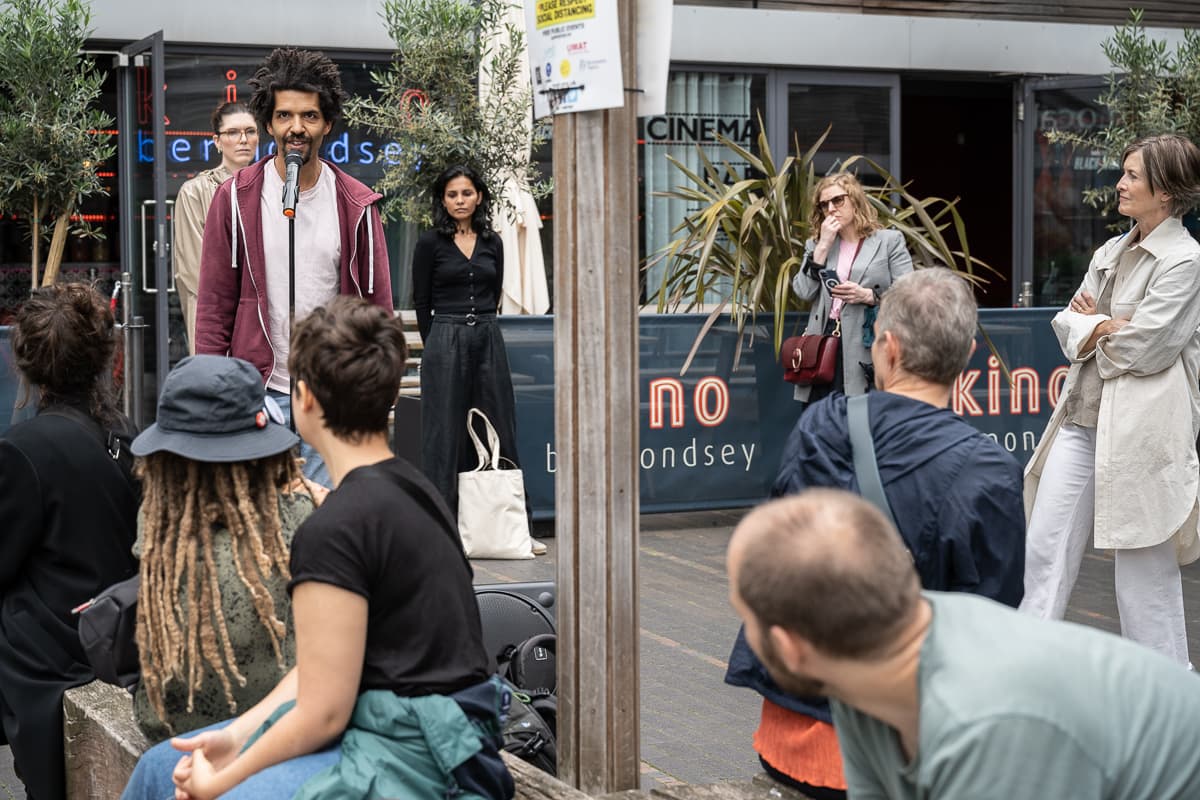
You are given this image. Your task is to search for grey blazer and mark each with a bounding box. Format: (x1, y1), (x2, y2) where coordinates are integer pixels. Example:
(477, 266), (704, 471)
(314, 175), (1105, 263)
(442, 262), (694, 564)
(791, 228), (913, 400)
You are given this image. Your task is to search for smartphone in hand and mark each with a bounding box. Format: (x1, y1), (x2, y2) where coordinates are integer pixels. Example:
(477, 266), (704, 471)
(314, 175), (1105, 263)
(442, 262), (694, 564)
(819, 269), (840, 293)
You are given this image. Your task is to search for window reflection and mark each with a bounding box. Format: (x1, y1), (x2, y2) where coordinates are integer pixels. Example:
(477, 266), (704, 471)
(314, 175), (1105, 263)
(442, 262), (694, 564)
(1031, 85), (1118, 307)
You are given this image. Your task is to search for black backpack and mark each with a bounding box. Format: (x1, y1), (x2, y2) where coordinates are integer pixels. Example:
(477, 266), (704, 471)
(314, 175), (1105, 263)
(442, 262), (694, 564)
(500, 679), (557, 776)
(497, 633), (558, 775)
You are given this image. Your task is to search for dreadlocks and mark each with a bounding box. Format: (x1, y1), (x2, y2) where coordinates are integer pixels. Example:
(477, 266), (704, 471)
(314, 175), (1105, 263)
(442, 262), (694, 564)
(136, 450), (304, 730)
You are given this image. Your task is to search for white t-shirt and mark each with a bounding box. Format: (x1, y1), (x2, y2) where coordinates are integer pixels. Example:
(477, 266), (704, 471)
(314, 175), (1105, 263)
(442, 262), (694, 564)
(261, 160), (341, 393)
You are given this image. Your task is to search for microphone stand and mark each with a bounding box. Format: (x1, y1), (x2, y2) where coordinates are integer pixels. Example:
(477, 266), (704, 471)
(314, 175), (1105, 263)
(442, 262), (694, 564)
(288, 213), (295, 432)
(282, 151), (302, 433)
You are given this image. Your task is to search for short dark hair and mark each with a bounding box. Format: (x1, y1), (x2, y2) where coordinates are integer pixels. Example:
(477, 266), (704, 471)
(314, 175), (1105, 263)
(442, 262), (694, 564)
(1122, 134), (1200, 218)
(247, 48), (346, 133)
(431, 164), (495, 238)
(288, 297), (407, 440)
(735, 490), (921, 659)
(210, 101), (252, 135)
(13, 282), (118, 426)
(875, 268), (978, 386)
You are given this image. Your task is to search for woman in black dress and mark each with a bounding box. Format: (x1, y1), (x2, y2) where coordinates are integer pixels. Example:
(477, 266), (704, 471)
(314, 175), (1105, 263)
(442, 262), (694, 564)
(412, 165), (523, 518)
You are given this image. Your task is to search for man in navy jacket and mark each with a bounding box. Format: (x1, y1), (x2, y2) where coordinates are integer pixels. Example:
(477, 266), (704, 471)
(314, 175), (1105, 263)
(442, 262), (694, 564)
(727, 268), (1025, 799)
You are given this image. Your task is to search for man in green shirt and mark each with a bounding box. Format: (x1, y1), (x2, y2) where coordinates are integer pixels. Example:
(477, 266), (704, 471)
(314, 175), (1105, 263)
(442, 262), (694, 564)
(727, 490), (1200, 799)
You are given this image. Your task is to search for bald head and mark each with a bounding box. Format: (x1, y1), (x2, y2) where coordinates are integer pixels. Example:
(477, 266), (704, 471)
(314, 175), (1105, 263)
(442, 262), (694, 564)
(728, 490), (921, 659)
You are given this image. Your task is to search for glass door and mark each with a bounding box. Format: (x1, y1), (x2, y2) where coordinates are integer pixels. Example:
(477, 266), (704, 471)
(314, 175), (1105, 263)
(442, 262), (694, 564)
(1016, 76), (1113, 307)
(117, 32), (168, 427)
(769, 71), (900, 180)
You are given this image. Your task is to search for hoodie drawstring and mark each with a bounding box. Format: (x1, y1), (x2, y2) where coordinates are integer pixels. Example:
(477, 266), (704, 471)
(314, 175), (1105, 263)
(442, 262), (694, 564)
(230, 180), (239, 269)
(367, 209), (375, 294)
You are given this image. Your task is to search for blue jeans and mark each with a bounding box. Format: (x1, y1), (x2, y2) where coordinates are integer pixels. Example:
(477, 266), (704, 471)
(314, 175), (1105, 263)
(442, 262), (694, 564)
(121, 719), (341, 800)
(268, 391), (331, 488)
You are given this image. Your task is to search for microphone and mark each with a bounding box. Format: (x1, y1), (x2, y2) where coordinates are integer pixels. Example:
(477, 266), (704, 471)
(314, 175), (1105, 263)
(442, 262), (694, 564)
(282, 152), (303, 218)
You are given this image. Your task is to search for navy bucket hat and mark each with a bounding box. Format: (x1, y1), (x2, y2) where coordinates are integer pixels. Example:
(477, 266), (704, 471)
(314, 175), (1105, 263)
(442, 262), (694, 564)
(131, 355), (298, 462)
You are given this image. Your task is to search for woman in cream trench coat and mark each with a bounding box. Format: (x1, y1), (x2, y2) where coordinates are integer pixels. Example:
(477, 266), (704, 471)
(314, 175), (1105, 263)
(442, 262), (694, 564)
(792, 172), (913, 403)
(1022, 133), (1200, 666)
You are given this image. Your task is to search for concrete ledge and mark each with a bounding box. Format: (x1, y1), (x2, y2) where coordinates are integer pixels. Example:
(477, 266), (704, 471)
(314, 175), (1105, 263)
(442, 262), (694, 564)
(596, 773), (813, 799)
(63, 681), (809, 800)
(62, 681), (151, 800)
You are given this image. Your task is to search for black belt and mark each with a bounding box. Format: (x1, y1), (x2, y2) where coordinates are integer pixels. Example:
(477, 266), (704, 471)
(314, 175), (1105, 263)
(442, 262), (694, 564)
(433, 312), (496, 326)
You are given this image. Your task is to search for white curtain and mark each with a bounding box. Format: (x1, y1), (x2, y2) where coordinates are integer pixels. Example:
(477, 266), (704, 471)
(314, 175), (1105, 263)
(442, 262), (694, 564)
(480, 1), (550, 315)
(642, 72), (753, 302)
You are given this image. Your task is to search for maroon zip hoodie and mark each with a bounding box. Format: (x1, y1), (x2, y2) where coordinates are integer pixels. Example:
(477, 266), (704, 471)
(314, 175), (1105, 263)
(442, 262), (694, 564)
(193, 155), (393, 384)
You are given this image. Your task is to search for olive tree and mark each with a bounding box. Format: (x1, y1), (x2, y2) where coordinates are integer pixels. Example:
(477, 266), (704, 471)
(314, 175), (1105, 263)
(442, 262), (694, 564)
(0, 0), (114, 289)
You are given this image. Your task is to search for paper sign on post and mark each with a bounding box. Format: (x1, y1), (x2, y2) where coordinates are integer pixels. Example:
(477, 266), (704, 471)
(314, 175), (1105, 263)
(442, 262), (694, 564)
(525, 0), (624, 117)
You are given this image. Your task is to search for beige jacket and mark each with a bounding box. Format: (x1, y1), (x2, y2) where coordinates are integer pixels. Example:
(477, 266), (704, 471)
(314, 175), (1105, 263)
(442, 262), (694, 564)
(173, 165), (232, 353)
(1025, 217), (1200, 563)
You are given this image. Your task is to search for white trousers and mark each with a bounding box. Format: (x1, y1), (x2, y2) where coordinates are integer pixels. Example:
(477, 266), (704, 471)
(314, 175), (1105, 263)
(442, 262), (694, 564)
(1021, 423), (1190, 665)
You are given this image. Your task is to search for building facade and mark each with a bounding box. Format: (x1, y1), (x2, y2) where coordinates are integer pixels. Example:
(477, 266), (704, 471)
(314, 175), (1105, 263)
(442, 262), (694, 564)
(0, 1), (1195, 412)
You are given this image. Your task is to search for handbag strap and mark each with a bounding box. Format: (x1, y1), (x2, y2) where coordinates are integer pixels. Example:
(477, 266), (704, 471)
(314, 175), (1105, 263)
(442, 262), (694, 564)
(466, 407), (501, 472)
(846, 394), (898, 531)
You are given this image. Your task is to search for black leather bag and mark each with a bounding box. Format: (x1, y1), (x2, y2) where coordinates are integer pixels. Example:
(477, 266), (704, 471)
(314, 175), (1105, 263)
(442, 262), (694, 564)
(75, 574), (140, 690)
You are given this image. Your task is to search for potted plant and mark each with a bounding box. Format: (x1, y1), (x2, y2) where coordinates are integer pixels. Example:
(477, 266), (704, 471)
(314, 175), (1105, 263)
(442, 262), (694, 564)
(345, 0), (549, 225)
(646, 119), (995, 373)
(0, 0), (115, 290)
(1049, 9), (1200, 219)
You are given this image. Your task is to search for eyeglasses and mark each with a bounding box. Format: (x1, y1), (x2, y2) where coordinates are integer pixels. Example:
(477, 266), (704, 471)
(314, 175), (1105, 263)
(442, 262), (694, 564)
(819, 194), (849, 211)
(218, 128), (259, 140)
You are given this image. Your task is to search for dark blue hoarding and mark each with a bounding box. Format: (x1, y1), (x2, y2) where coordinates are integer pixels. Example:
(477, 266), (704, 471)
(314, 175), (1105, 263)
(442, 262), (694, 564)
(503, 310), (1067, 518)
(0, 309), (1069, 517)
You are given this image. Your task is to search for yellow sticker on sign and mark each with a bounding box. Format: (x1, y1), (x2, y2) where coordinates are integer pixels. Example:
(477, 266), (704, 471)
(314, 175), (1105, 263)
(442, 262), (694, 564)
(535, 0), (595, 29)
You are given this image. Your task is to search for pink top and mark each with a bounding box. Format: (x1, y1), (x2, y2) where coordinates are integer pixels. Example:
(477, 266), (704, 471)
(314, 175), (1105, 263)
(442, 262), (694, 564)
(829, 239), (860, 320)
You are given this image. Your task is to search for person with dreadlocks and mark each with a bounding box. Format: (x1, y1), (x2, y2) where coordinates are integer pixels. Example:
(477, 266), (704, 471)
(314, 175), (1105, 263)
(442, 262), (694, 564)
(128, 354), (317, 741)
(0, 283), (139, 800)
(123, 297), (511, 800)
(194, 47), (393, 488)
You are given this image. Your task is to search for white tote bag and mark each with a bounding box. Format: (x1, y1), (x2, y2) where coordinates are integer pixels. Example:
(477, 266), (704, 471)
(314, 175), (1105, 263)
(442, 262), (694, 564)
(457, 408), (535, 559)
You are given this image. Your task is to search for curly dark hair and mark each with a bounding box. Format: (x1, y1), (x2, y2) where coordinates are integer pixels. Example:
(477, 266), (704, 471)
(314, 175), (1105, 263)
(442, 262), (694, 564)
(13, 283), (119, 427)
(247, 48), (346, 133)
(430, 164), (495, 238)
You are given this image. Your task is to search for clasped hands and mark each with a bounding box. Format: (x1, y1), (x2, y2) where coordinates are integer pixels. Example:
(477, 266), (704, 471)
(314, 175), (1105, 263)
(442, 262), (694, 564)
(169, 728), (239, 800)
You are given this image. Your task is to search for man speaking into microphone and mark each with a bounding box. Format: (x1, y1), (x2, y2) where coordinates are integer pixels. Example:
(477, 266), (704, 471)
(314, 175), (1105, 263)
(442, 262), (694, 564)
(195, 48), (392, 484)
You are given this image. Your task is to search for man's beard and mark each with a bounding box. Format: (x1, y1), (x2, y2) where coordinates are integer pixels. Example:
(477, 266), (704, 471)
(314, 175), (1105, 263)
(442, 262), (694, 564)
(758, 629), (828, 698)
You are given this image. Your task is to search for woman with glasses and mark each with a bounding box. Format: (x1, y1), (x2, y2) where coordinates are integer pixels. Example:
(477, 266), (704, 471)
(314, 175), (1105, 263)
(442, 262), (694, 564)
(791, 172), (912, 405)
(174, 102), (259, 353)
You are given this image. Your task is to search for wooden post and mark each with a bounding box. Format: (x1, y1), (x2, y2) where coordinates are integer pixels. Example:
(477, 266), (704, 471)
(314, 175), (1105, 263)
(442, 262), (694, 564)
(552, 0), (639, 792)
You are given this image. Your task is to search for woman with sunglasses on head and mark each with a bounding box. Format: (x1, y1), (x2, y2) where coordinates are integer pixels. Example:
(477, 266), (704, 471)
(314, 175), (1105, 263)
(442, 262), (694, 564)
(791, 172), (913, 406)
(174, 101), (259, 353)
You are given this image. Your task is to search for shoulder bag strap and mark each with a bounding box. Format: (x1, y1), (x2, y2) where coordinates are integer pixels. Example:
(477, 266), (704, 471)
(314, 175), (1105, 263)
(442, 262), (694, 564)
(846, 394), (899, 531)
(42, 405), (137, 481)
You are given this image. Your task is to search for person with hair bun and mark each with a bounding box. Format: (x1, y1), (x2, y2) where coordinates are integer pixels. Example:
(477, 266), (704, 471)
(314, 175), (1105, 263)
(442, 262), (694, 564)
(1023, 133), (1200, 665)
(792, 171), (913, 405)
(174, 101), (259, 353)
(0, 283), (139, 800)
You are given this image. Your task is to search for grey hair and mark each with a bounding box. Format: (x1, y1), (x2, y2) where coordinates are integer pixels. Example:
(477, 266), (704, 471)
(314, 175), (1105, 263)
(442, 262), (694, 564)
(1122, 134), (1200, 218)
(875, 268), (977, 386)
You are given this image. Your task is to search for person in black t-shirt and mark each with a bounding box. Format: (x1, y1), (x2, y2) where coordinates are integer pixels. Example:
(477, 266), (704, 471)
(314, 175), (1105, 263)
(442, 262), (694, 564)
(122, 297), (511, 800)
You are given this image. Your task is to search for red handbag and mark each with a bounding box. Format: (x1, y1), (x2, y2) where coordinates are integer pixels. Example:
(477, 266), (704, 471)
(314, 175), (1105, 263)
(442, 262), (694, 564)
(782, 334), (840, 386)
